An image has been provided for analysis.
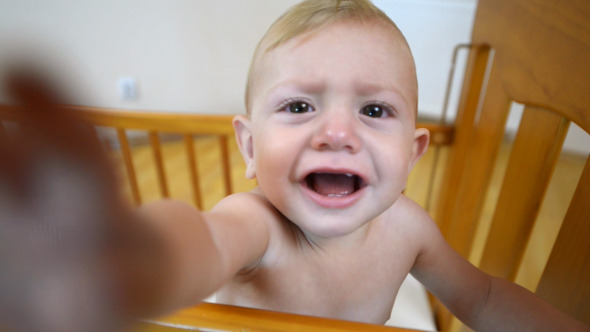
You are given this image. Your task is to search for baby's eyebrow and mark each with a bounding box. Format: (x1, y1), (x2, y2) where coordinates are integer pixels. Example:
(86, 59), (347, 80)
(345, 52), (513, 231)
(354, 81), (385, 95)
(354, 82), (410, 106)
(267, 78), (326, 96)
(353, 81), (403, 97)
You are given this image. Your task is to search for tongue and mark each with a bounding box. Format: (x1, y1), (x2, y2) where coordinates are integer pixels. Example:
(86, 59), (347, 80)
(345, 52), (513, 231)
(309, 173), (356, 197)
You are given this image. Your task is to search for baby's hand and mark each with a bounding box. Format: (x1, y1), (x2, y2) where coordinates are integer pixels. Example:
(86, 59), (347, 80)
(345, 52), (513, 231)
(0, 70), (163, 331)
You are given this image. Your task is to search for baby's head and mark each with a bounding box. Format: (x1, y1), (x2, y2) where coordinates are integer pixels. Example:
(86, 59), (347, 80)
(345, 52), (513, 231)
(245, 0), (418, 117)
(234, 0), (429, 240)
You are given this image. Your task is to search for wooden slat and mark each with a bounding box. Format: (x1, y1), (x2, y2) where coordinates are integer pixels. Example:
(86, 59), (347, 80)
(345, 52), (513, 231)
(432, 45), (493, 331)
(183, 135), (202, 210)
(435, 45), (490, 233)
(117, 128), (141, 205)
(149, 132), (169, 198)
(0, 104), (236, 135)
(479, 106), (570, 280)
(536, 155), (590, 325)
(65, 106), (236, 135)
(219, 135), (232, 196)
(137, 303), (413, 332)
(443, 61), (511, 259)
(434, 57), (512, 332)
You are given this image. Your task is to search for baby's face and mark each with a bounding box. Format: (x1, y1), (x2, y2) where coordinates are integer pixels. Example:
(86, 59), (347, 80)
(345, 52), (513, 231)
(235, 21), (428, 241)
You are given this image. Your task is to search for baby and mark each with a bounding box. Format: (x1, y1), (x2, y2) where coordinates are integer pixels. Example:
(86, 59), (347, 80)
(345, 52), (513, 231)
(1, 0), (587, 331)
(138, 0), (587, 330)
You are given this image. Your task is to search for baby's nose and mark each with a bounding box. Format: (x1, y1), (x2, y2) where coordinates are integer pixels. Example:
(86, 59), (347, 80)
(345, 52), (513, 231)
(310, 112), (361, 152)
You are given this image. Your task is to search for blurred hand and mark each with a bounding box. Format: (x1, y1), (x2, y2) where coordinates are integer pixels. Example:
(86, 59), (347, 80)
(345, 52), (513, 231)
(0, 70), (167, 332)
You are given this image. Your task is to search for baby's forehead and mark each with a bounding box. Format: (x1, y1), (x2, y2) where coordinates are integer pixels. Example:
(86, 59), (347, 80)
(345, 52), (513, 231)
(260, 19), (409, 65)
(248, 21), (418, 117)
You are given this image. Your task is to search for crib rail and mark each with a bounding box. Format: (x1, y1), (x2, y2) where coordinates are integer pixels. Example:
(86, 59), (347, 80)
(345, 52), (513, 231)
(0, 105), (235, 209)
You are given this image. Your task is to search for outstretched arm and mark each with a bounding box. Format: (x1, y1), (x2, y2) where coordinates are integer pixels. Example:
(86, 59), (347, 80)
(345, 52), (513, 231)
(0, 70), (269, 330)
(136, 195), (270, 315)
(410, 212), (588, 332)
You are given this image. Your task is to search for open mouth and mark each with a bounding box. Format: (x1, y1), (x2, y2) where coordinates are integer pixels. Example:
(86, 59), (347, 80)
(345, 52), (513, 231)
(305, 172), (364, 197)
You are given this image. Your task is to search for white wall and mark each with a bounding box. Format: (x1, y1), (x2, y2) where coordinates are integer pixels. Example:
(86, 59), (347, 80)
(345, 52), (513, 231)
(374, 0), (477, 120)
(0, 0), (300, 114)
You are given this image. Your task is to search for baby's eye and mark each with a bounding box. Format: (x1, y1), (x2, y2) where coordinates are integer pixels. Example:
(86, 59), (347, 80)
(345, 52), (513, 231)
(361, 104), (388, 118)
(284, 101), (314, 113)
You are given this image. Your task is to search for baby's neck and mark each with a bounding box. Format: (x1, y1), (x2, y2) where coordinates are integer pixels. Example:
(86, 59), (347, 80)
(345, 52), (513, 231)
(291, 218), (376, 254)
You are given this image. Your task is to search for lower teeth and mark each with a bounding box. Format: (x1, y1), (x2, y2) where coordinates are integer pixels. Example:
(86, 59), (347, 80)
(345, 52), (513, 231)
(327, 193), (349, 197)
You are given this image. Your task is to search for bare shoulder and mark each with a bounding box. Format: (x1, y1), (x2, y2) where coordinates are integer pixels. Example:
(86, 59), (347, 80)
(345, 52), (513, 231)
(386, 195), (451, 259)
(212, 188), (297, 236)
(211, 189), (280, 221)
(375, 195), (459, 278)
(206, 189), (292, 273)
(382, 195), (440, 241)
(206, 189), (280, 245)
(363, 195), (443, 273)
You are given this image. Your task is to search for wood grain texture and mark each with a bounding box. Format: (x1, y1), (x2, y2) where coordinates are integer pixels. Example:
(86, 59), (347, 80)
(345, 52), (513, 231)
(536, 157), (590, 325)
(479, 106), (569, 280)
(432, 0), (590, 330)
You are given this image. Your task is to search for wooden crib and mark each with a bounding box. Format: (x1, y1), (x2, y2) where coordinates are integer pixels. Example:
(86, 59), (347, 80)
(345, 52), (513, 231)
(430, 0), (590, 330)
(1, 0), (588, 330)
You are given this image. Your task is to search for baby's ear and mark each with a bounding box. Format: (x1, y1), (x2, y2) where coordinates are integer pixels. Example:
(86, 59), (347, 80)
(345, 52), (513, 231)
(409, 127), (430, 171)
(233, 115), (256, 179)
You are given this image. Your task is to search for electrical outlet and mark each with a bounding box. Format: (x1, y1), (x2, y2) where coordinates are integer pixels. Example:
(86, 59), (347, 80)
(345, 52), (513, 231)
(117, 77), (138, 101)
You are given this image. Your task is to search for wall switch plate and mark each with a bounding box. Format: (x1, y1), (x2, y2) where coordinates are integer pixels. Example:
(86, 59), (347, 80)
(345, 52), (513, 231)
(117, 77), (138, 101)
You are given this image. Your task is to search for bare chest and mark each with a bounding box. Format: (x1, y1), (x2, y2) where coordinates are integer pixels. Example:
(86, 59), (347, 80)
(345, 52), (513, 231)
(217, 243), (415, 324)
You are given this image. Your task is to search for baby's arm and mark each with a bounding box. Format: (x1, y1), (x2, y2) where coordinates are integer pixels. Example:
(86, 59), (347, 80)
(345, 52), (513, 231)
(0, 71), (270, 330)
(136, 194), (270, 314)
(409, 209), (588, 331)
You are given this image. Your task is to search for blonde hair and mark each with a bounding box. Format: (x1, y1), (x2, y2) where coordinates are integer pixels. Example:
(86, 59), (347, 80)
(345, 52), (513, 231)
(244, 0), (414, 114)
